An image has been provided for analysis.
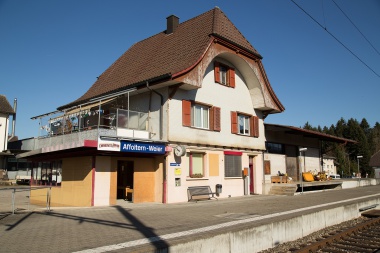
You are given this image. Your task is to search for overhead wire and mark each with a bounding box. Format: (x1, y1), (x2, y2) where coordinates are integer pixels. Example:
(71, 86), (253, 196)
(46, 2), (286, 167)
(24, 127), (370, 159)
(290, 0), (380, 78)
(332, 0), (380, 57)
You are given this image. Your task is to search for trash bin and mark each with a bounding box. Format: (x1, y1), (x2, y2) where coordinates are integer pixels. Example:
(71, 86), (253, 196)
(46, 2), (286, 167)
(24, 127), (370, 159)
(216, 184), (222, 194)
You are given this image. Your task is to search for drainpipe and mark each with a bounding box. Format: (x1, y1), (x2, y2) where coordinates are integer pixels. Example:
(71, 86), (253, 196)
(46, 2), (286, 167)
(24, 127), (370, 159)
(11, 98), (17, 138)
(146, 81), (166, 203)
(3, 116), (8, 151)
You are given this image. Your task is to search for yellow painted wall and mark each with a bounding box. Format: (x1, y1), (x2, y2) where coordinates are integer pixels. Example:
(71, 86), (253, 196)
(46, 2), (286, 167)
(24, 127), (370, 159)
(31, 156), (93, 207)
(209, 154), (219, 176)
(110, 165), (117, 205)
(31, 155), (164, 207)
(111, 156), (164, 204)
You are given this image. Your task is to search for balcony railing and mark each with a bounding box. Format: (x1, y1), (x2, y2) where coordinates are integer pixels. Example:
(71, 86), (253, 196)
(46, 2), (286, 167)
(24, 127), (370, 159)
(39, 108), (149, 140)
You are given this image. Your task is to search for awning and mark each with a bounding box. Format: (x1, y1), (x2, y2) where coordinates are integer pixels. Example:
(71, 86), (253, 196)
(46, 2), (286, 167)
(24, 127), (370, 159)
(0, 152), (14, 156)
(49, 97), (116, 123)
(65, 97), (116, 115)
(16, 149), (42, 159)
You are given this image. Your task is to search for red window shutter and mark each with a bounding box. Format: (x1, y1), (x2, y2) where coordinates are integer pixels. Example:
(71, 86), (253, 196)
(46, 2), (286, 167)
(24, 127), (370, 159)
(182, 100), (191, 127)
(210, 106), (214, 130)
(253, 116), (259, 137)
(250, 116), (254, 137)
(213, 107), (221, 132)
(229, 68), (235, 88)
(214, 62), (220, 83)
(231, 111), (238, 134)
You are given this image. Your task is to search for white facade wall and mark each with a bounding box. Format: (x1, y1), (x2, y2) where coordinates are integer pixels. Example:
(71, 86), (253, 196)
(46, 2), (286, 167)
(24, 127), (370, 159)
(166, 148), (263, 203)
(94, 156), (112, 206)
(301, 148), (320, 173)
(165, 58), (267, 203)
(168, 60), (265, 149)
(0, 113), (10, 151)
(323, 158), (337, 175)
(263, 153), (286, 180)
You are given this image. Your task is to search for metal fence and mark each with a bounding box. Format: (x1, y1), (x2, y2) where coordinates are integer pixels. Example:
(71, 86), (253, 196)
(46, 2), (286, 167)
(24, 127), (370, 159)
(0, 186), (51, 215)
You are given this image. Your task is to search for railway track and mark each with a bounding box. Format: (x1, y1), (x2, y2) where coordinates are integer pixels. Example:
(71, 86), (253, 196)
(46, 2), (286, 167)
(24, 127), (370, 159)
(291, 210), (380, 253)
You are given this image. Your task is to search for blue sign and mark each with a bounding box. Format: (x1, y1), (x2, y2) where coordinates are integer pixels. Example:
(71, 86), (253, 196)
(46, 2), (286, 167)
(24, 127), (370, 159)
(170, 163), (181, 166)
(120, 141), (166, 154)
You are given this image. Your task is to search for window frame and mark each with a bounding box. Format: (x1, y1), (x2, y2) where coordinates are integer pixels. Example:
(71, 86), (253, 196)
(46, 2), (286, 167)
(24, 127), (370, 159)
(214, 61), (235, 88)
(192, 103), (209, 129)
(266, 142), (284, 154)
(231, 111), (259, 138)
(238, 114), (250, 136)
(188, 152), (205, 178)
(224, 151), (242, 178)
(182, 100), (221, 132)
(31, 160), (62, 187)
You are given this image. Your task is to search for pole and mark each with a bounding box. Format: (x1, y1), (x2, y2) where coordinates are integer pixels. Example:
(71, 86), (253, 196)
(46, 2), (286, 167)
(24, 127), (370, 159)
(299, 148), (307, 194)
(357, 158), (360, 177)
(12, 188), (16, 215)
(302, 152), (305, 193)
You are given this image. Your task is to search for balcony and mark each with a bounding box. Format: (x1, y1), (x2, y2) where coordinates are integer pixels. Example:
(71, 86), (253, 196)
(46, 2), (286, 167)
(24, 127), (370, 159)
(30, 108), (151, 150)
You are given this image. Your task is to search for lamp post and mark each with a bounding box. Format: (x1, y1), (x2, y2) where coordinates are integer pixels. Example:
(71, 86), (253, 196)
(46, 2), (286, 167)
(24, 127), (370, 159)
(357, 155), (363, 178)
(299, 148), (307, 193)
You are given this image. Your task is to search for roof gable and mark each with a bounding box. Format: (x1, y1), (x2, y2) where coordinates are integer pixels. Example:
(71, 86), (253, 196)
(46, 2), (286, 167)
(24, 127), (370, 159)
(59, 7), (260, 110)
(0, 95), (15, 115)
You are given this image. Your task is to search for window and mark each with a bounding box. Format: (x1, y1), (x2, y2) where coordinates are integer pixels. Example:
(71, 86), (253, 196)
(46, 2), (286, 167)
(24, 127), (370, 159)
(31, 160), (62, 186)
(238, 114), (250, 135)
(266, 142), (284, 154)
(231, 112), (259, 137)
(224, 151), (242, 177)
(192, 104), (209, 129)
(182, 100), (221, 131)
(214, 62), (235, 88)
(189, 153), (204, 178)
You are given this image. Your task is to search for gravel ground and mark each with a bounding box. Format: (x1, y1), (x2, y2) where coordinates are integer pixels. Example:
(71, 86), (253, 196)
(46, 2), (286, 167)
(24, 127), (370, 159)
(258, 216), (369, 253)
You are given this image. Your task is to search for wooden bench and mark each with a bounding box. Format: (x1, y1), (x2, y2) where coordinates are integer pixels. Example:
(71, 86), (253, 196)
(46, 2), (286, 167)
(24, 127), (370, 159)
(187, 186), (218, 202)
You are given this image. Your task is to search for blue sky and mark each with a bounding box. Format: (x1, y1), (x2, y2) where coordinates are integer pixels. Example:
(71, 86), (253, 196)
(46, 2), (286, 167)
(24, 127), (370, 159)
(1, 0), (379, 139)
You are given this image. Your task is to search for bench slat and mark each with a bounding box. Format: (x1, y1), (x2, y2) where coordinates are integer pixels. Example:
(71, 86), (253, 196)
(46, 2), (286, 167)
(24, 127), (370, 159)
(187, 186), (218, 202)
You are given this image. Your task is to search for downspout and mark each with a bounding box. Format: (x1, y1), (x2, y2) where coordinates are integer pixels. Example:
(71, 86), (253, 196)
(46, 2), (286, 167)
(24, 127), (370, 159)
(91, 155), (96, 206)
(3, 115), (8, 151)
(11, 98), (17, 138)
(262, 150), (265, 194)
(146, 81), (167, 203)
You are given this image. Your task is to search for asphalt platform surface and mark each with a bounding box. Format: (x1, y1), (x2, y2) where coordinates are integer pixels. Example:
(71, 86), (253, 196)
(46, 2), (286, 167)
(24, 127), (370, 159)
(1, 184), (380, 253)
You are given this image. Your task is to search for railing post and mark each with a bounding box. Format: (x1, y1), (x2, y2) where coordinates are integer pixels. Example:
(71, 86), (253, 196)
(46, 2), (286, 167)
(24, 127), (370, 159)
(46, 187), (51, 212)
(12, 188), (16, 214)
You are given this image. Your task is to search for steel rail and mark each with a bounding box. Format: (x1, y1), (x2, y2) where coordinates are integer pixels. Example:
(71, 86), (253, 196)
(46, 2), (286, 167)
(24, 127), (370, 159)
(292, 216), (380, 253)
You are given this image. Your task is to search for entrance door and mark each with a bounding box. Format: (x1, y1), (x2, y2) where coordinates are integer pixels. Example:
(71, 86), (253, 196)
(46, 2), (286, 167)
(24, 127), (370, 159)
(117, 161), (134, 201)
(249, 157), (254, 194)
(285, 145), (298, 180)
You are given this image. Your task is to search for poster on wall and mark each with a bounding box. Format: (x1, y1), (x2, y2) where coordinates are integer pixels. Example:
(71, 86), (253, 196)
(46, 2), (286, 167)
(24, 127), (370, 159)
(97, 138), (120, 151)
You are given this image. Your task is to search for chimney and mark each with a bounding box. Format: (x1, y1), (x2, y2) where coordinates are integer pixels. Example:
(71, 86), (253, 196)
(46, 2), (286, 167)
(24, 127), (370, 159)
(11, 98), (17, 137)
(166, 15), (179, 34)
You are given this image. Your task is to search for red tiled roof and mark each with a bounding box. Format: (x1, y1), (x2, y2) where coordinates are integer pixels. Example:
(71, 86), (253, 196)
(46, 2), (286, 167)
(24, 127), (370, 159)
(370, 151), (380, 167)
(58, 7), (261, 110)
(0, 95), (15, 114)
(265, 123), (357, 144)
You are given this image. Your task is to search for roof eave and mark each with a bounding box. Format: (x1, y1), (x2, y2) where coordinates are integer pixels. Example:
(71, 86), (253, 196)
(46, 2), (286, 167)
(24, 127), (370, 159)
(57, 73), (172, 111)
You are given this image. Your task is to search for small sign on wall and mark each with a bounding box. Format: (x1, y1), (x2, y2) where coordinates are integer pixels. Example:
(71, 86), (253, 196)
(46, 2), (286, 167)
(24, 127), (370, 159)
(175, 168), (181, 176)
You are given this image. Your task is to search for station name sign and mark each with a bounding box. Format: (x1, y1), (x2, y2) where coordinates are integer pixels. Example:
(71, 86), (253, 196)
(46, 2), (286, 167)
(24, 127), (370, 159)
(120, 141), (165, 154)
